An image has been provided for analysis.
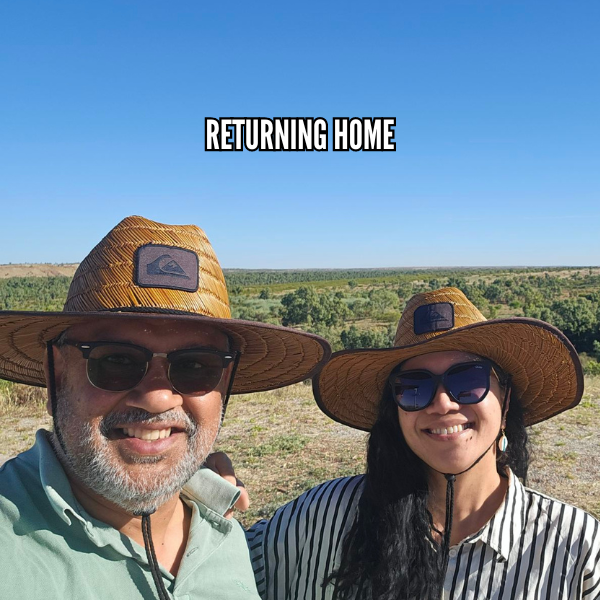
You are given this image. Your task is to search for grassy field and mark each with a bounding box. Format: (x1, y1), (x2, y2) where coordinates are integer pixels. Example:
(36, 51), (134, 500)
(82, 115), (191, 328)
(1, 377), (598, 527)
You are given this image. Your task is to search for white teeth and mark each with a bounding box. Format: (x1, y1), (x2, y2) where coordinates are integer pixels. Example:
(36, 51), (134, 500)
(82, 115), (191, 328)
(123, 427), (172, 440)
(430, 424), (469, 435)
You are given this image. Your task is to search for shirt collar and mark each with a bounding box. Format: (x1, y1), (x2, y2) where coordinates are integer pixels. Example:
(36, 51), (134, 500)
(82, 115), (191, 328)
(462, 469), (526, 562)
(182, 467), (240, 530)
(34, 429), (240, 532)
(35, 429), (89, 527)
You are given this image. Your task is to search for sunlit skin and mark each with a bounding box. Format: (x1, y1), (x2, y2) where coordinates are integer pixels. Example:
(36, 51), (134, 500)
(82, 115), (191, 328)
(44, 317), (235, 574)
(397, 350), (510, 546)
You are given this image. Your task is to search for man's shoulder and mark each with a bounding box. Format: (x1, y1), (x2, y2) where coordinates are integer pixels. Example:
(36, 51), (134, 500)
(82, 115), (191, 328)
(0, 448), (41, 506)
(0, 432), (69, 538)
(0, 448), (50, 563)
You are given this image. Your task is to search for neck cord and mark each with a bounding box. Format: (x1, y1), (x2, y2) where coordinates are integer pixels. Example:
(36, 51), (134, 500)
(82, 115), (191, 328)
(432, 382), (511, 591)
(139, 511), (171, 600)
(48, 340), (174, 600)
(136, 351), (240, 600)
(46, 340), (241, 600)
(135, 351), (241, 600)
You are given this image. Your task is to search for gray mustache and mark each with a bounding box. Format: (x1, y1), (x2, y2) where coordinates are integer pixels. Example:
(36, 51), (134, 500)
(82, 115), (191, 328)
(100, 408), (197, 436)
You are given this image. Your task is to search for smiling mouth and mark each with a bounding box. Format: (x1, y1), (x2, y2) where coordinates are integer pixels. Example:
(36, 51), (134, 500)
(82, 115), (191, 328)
(123, 427), (173, 441)
(425, 423), (473, 435)
(107, 427), (185, 441)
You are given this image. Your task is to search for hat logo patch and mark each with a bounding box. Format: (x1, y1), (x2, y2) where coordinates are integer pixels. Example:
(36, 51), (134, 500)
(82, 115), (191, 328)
(147, 254), (190, 279)
(135, 244), (199, 292)
(414, 302), (454, 335)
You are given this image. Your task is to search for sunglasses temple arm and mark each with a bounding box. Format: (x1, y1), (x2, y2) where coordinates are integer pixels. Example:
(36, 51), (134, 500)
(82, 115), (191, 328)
(500, 376), (512, 423)
(46, 339), (71, 460)
(220, 352), (241, 422)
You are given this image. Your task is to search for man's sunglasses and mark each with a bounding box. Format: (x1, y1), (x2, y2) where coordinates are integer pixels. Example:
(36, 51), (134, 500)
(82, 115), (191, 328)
(61, 341), (238, 395)
(389, 360), (506, 412)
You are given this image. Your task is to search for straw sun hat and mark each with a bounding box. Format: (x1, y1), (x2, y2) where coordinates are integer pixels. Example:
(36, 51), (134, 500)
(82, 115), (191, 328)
(314, 287), (583, 431)
(0, 215), (330, 394)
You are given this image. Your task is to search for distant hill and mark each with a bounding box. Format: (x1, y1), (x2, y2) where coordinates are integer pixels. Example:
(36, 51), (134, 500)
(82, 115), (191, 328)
(1, 263), (598, 283)
(0, 264), (79, 278)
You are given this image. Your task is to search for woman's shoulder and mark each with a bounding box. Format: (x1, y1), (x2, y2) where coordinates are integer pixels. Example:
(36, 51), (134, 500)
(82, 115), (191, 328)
(247, 474), (365, 540)
(520, 480), (600, 539)
(263, 474), (365, 521)
(522, 481), (598, 518)
(292, 474), (366, 506)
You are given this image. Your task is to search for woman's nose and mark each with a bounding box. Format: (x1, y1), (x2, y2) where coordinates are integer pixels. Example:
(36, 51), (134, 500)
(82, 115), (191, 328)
(425, 383), (460, 414)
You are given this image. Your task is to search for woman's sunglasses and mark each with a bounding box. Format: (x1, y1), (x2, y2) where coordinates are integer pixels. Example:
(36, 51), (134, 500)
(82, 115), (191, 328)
(61, 340), (238, 395)
(389, 360), (504, 412)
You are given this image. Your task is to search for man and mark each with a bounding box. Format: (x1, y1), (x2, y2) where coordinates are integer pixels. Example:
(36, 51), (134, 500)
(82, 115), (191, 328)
(0, 215), (330, 599)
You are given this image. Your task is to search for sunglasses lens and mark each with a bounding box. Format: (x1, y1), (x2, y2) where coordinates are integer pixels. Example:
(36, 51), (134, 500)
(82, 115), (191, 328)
(169, 351), (226, 395)
(445, 362), (490, 404)
(393, 371), (436, 411)
(87, 345), (148, 391)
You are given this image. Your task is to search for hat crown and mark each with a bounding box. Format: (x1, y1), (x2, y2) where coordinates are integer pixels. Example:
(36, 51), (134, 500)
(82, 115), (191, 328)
(394, 287), (486, 346)
(63, 215), (231, 318)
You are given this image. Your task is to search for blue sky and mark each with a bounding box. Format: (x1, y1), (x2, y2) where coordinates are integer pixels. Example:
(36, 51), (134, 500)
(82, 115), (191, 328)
(1, 0), (599, 268)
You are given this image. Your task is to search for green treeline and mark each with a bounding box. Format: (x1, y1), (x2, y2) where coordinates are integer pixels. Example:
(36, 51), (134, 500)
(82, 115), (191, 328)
(1, 268), (599, 373)
(223, 267), (554, 288)
(0, 276), (72, 311)
(228, 270), (600, 372)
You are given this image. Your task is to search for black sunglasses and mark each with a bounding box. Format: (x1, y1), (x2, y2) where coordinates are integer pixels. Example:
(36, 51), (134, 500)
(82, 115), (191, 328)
(61, 340), (238, 396)
(389, 360), (505, 412)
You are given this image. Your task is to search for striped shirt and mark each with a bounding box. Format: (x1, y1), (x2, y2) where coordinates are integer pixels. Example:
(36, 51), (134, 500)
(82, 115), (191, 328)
(247, 472), (600, 599)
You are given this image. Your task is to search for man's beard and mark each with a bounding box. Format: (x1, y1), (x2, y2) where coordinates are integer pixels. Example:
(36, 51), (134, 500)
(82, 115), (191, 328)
(51, 380), (219, 514)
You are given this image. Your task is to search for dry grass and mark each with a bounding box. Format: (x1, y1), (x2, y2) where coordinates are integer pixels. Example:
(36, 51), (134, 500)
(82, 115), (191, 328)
(527, 375), (600, 518)
(215, 383), (367, 525)
(1, 378), (598, 526)
(0, 383), (50, 465)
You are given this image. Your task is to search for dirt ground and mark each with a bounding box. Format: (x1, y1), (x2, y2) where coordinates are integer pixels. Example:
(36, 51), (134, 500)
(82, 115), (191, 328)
(1, 378), (598, 527)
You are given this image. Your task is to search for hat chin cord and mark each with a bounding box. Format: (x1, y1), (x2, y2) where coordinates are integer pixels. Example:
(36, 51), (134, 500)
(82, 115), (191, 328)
(428, 383), (511, 585)
(46, 340), (242, 600)
(47, 342), (172, 599)
(46, 341), (69, 460)
(47, 342), (251, 599)
(135, 510), (171, 600)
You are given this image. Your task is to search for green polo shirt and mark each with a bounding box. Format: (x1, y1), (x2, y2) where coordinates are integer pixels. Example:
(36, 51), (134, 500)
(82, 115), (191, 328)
(0, 430), (260, 599)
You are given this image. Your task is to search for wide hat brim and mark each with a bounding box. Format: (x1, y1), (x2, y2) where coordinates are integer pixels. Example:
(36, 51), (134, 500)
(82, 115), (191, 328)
(313, 317), (583, 430)
(0, 310), (330, 394)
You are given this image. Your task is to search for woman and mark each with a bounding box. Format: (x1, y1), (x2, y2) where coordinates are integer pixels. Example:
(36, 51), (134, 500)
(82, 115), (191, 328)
(247, 287), (600, 600)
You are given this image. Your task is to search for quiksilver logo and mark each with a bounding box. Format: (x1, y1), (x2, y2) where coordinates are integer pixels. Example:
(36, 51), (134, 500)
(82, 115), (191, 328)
(413, 302), (454, 335)
(423, 307), (447, 323)
(146, 254), (190, 279)
(135, 244), (199, 292)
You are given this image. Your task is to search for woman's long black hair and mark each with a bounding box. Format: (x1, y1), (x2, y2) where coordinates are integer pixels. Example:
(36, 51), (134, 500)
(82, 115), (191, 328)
(326, 382), (530, 600)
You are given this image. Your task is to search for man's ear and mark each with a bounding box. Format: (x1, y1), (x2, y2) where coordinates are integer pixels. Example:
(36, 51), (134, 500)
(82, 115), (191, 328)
(43, 344), (65, 416)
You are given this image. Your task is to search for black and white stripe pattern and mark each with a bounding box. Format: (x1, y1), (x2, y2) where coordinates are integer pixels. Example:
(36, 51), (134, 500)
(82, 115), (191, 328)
(246, 472), (600, 599)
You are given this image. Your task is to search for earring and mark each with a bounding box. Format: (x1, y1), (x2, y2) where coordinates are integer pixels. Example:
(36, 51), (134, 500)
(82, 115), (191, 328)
(498, 429), (508, 453)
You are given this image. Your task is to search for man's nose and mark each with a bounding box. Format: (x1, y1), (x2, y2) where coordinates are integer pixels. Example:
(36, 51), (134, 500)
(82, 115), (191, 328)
(123, 357), (183, 413)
